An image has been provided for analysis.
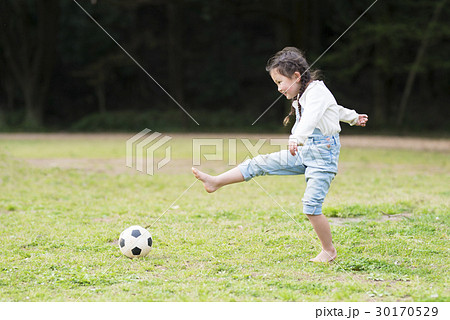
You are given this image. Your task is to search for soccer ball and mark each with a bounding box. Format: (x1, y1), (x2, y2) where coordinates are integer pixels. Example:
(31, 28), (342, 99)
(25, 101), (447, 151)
(118, 225), (153, 258)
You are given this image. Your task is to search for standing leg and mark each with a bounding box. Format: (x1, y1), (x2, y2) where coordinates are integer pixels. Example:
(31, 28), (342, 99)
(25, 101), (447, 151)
(192, 167), (244, 193)
(306, 214), (337, 262)
(303, 168), (336, 262)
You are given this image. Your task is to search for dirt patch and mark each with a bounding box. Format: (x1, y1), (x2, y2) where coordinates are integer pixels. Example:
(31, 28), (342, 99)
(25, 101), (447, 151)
(1, 133), (449, 152)
(26, 158), (127, 174)
(340, 136), (449, 152)
(3, 133), (448, 174)
(25, 158), (229, 175)
(0, 132), (131, 141)
(328, 213), (413, 226)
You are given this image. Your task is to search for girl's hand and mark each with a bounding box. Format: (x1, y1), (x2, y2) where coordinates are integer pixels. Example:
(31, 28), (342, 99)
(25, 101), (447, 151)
(356, 114), (368, 127)
(289, 140), (298, 156)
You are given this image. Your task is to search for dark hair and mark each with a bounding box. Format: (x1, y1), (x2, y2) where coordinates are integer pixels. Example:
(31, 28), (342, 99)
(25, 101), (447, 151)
(266, 47), (320, 126)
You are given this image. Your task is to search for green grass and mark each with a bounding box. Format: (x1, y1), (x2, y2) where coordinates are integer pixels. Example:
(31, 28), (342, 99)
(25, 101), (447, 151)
(0, 134), (448, 301)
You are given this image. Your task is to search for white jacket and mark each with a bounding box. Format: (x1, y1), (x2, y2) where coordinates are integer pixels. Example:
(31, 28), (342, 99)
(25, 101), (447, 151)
(289, 80), (359, 145)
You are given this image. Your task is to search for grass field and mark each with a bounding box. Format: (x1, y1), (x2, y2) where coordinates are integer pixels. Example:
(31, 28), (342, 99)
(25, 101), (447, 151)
(0, 133), (449, 301)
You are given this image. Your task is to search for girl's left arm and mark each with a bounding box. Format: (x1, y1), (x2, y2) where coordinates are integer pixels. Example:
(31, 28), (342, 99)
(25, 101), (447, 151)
(338, 105), (368, 126)
(338, 105), (358, 125)
(356, 114), (368, 126)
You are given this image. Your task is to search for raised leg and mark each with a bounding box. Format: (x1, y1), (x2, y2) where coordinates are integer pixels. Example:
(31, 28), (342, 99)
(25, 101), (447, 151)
(192, 167), (244, 193)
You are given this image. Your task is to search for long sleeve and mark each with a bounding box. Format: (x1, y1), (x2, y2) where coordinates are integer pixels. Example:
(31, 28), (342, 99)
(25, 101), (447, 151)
(338, 105), (359, 126)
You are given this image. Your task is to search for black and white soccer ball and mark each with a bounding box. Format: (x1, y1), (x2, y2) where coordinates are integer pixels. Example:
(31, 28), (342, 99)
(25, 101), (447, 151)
(118, 225), (153, 258)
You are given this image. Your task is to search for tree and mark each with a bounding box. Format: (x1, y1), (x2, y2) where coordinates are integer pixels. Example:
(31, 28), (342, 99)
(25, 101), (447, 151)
(318, 0), (449, 128)
(0, 0), (59, 128)
(397, 0), (447, 126)
(167, 0), (184, 105)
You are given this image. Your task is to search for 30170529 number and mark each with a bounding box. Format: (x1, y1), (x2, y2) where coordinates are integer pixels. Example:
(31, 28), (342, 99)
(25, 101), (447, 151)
(375, 307), (438, 317)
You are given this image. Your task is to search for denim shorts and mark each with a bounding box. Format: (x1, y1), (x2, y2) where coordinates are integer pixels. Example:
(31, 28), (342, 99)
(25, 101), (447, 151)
(238, 129), (340, 215)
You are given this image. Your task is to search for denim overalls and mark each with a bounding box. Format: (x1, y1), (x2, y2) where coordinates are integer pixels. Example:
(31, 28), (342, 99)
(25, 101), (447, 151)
(238, 128), (340, 215)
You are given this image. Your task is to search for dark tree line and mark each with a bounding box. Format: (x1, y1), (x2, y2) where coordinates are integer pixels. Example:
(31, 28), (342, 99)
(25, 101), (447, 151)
(0, 0), (449, 132)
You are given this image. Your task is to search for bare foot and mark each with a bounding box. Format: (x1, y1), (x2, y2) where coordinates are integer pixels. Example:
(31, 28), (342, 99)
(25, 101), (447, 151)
(192, 167), (219, 193)
(309, 249), (337, 263)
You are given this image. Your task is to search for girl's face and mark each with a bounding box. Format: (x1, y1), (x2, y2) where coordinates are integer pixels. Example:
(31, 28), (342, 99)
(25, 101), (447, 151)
(269, 69), (302, 99)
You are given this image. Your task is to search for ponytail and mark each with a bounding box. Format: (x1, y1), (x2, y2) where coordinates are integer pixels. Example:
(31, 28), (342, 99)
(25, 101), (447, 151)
(283, 106), (295, 126)
(283, 70), (311, 126)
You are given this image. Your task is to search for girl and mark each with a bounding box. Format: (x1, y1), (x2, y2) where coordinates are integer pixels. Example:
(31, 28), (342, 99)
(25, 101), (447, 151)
(192, 47), (368, 262)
